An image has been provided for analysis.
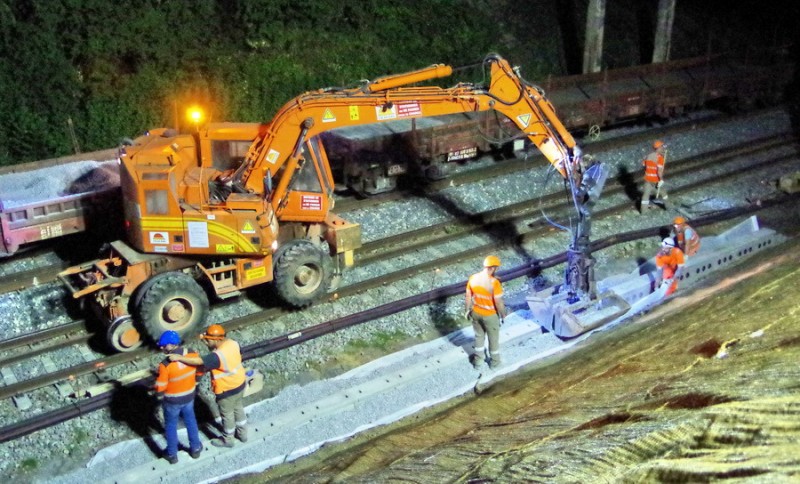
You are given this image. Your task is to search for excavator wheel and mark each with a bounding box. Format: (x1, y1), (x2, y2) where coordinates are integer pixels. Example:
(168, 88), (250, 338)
(273, 240), (333, 307)
(107, 315), (143, 352)
(134, 272), (209, 344)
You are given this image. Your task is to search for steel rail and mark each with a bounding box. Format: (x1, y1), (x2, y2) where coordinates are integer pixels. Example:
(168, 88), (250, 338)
(2, 192), (795, 444)
(0, 142), (793, 404)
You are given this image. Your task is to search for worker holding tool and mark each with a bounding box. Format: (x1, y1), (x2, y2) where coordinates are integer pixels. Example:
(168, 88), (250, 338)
(466, 255), (508, 370)
(154, 331), (203, 464)
(672, 216), (701, 256)
(641, 140), (668, 211)
(656, 238), (685, 296)
(170, 324), (248, 448)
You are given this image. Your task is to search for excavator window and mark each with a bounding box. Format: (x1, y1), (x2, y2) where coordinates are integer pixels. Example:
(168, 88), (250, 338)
(211, 140), (250, 171)
(290, 144), (323, 193)
(145, 189), (169, 214)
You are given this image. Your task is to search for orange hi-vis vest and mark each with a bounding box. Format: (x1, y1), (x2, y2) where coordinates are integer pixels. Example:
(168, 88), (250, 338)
(155, 348), (199, 401)
(643, 151), (664, 183)
(676, 225), (701, 256)
(210, 339), (246, 394)
(656, 246), (685, 279)
(467, 271), (504, 317)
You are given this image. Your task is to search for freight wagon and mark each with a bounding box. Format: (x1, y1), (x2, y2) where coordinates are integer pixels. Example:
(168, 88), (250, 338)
(0, 50), (792, 256)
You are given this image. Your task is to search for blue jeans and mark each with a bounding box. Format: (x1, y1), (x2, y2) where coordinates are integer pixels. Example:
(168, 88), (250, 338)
(163, 400), (202, 457)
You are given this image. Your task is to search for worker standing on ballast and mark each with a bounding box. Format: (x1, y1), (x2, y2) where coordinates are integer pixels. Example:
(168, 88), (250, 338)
(656, 238), (685, 296)
(672, 216), (701, 256)
(170, 324), (248, 448)
(154, 330), (203, 464)
(641, 140), (668, 211)
(466, 255), (508, 370)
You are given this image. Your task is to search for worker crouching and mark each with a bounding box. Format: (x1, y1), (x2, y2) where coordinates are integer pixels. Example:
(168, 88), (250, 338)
(466, 255), (508, 370)
(170, 324), (248, 448)
(656, 237), (685, 296)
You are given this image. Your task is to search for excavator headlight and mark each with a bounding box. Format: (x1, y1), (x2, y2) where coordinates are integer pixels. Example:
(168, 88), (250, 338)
(271, 240), (278, 252)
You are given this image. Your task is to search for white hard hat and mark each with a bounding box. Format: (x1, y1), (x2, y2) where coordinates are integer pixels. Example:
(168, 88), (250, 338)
(662, 237), (676, 247)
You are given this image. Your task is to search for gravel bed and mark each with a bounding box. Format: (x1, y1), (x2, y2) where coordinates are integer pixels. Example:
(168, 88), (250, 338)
(0, 107), (795, 481)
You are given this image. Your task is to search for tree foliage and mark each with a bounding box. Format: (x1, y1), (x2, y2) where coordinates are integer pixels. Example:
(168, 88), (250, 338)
(0, 0), (794, 165)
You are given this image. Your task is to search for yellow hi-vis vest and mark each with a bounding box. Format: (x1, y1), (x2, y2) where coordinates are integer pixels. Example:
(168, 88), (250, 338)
(467, 271), (504, 317)
(210, 339), (246, 394)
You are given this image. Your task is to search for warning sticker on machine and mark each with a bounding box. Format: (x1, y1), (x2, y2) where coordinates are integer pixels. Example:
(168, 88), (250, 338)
(187, 221), (209, 248)
(397, 102), (421, 117)
(517, 113), (532, 128)
(216, 243), (235, 253)
(375, 104), (397, 121)
(322, 108), (336, 123)
(266, 149), (280, 164)
(242, 220), (256, 234)
(301, 195), (322, 210)
(149, 231), (169, 245)
(246, 266), (267, 280)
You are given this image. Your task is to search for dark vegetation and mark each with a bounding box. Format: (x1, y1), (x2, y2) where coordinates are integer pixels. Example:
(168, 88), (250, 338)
(0, 0), (796, 165)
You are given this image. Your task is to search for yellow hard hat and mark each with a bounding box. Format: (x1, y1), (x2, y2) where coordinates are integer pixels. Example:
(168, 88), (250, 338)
(200, 324), (226, 340)
(653, 140), (665, 149)
(673, 216), (686, 225)
(483, 255), (501, 268)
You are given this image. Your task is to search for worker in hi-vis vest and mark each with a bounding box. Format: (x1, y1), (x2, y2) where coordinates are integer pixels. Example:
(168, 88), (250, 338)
(672, 216), (701, 256)
(466, 255), (508, 370)
(170, 324), (247, 448)
(155, 330), (203, 464)
(641, 140), (668, 210)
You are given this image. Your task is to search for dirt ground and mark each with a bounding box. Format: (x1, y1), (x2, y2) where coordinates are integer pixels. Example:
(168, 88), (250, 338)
(238, 207), (800, 483)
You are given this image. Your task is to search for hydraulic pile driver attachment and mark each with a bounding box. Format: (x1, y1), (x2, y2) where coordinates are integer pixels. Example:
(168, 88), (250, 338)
(528, 159), (632, 337)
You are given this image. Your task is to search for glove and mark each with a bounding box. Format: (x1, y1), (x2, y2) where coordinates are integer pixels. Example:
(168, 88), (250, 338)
(657, 180), (664, 188)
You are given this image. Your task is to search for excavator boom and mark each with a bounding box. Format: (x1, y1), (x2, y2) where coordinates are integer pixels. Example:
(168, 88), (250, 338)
(235, 54), (584, 201)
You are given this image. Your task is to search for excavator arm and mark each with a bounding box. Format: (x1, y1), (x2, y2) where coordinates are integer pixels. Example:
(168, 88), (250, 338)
(235, 54), (586, 197)
(236, 53), (607, 299)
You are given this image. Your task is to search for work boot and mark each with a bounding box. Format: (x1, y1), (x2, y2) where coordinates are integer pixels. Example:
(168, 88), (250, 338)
(235, 427), (248, 443)
(165, 454), (178, 465)
(211, 435), (235, 448)
(469, 354), (483, 369)
(489, 357), (502, 369)
(189, 446), (202, 459)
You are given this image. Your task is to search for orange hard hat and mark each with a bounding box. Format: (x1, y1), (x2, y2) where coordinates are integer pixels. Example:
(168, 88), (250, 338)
(201, 324), (226, 340)
(673, 216), (686, 225)
(483, 255), (501, 268)
(653, 140), (665, 149)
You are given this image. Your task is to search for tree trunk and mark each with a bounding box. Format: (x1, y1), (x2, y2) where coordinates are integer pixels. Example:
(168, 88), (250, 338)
(652, 0), (677, 63)
(582, 0), (606, 73)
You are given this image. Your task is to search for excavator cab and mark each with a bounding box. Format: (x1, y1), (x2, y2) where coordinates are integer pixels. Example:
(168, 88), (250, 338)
(274, 137), (335, 221)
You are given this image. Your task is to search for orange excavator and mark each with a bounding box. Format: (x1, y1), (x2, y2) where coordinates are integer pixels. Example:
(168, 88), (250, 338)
(59, 53), (607, 352)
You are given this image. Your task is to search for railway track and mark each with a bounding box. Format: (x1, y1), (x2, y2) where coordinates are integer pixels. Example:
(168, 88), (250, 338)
(0, 109), (773, 294)
(0, 122), (795, 441)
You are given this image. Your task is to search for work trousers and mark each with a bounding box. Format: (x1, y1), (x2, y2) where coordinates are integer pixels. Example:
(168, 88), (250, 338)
(641, 181), (668, 206)
(163, 400), (202, 458)
(470, 311), (501, 362)
(216, 391), (247, 437)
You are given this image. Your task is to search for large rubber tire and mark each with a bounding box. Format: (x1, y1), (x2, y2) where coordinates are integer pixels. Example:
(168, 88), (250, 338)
(273, 241), (333, 307)
(134, 272), (209, 343)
